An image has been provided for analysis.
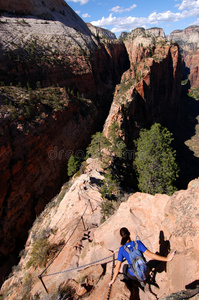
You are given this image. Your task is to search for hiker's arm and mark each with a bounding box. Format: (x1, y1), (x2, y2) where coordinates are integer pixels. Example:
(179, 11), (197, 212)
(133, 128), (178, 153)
(109, 260), (122, 286)
(144, 249), (175, 262)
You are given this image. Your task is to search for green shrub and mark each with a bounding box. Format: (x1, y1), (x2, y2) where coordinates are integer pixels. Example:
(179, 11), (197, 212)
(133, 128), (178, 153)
(86, 132), (110, 160)
(134, 123), (179, 195)
(100, 199), (115, 223)
(67, 155), (81, 177)
(26, 232), (63, 269)
(100, 172), (120, 200)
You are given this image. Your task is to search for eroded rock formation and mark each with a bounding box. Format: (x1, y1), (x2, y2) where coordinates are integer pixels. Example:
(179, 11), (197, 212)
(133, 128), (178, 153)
(1, 158), (198, 300)
(0, 0), (89, 32)
(0, 4), (129, 283)
(168, 26), (199, 88)
(104, 31), (182, 144)
(87, 23), (116, 40)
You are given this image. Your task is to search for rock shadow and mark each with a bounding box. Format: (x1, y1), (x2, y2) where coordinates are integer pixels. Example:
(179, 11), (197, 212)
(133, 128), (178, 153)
(124, 280), (141, 300)
(90, 177), (103, 187)
(162, 280), (199, 299)
(173, 82), (199, 189)
(145, 231), (170, 296)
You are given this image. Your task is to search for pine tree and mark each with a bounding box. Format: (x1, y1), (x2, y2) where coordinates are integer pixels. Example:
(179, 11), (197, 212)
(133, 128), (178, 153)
(134, 123), (179, 195)
(67, 155), (81, 177)
(86, 132), (110, 160)
(108, 123), (126, 158)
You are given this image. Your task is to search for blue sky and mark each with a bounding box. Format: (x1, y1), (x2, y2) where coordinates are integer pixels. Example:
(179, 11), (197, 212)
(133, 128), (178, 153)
(66, 0), (199, 37)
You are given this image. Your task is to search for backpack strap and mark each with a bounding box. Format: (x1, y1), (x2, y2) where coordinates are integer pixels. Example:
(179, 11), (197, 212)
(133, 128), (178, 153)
(123, 245), (130, 253)
(134, 235), (141, 250)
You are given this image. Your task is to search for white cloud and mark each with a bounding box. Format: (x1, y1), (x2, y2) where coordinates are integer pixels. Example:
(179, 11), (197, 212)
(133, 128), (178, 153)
(148, 11), (183, 23)
(110, 4), (137, 14)
(82, 13), (91, 18)
(178, 0), (199, 10)
(91, 14), (147, 32)
(91, 1), (199, 35)
(68, 0), (89, 5)
(91, 14), (117, 26)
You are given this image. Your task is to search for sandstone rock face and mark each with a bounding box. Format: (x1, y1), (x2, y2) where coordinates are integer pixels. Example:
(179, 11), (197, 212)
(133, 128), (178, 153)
(0, 99), (98, 284)
(0, 0), (89, 33)
(168, 26), (199, 51)
(103, 34), (182, 143)
(146, 27), (165, 38)
(168, 26), (199, 88)
(0, 12), (129, 284)
(182, 50), (199, 88)
(1, 158), (198, 300)
(87, 23), (116, 40)
(0, 16), (128, 100)
(119, 27), (165, 40)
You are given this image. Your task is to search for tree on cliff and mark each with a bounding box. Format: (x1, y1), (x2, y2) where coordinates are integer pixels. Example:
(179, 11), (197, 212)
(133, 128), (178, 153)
(134, 123), (179, 195)
(86, 132), (110, 161)
(67, 155), (81, 177)
(108, 123), (126, 159)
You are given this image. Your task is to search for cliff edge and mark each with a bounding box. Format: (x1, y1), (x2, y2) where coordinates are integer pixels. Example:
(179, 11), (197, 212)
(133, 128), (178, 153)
(1, 158), (198, 300)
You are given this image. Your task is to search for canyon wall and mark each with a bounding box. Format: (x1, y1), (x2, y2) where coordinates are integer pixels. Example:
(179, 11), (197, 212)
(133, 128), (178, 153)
(0, 6), (129, 283)
(0, 3), (187, 288)
(1, 158), (198, 300)
(0, 0), (89, 32)
(168, 26), (199, 88)
(104, 30), (182, 145)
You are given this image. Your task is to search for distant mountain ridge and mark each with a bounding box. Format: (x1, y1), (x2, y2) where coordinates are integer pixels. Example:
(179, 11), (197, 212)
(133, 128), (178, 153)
(168, 25), (199, 51)
(119, 27), (165, 39)
(87, 23), (116, 40)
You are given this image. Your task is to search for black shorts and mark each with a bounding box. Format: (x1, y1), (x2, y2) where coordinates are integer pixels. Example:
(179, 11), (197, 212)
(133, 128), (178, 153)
(123, 264), (138, 281)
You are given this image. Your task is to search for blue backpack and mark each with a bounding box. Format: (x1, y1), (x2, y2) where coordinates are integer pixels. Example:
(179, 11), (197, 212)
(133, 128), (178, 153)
(123, 236), (148, 282)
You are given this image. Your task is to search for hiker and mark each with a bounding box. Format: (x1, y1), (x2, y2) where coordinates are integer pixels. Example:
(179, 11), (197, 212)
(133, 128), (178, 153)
(109, 227), (175, 287)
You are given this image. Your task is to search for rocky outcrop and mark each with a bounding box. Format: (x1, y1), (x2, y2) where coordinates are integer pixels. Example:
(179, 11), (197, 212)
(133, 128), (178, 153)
(1, 158), (198, 300)
(119, 27), (165, 40)
(0, 98), (99, 284)
(182, 50), (199, 88)
(168, 26), (199, 51)
(0, 16), (128, 100)
(87, 23), (116, 40)
(168, 26), (199, 88)
(0, 0), (90, 33)
(0, 8), (129, 285)
(103, 32), (182, 144)
(146, 27), (165, 38)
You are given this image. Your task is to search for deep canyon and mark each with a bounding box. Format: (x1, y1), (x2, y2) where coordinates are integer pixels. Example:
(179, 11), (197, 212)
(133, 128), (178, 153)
(0, 0), (199, 294)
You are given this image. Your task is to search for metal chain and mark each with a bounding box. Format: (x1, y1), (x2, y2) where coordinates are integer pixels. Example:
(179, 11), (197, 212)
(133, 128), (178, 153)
(41, 254), (114, 278)
(39, 204), (89, 277)
(107, 252), (115, 300)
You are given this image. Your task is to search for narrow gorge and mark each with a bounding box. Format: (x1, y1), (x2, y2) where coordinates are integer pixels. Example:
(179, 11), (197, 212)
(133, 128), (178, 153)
(0, 0), (199, 296)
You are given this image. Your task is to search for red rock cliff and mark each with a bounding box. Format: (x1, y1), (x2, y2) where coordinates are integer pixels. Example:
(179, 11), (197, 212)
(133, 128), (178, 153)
(168, 26), (199, 88)
(0, 13), (129, 283)
(104, 31), (182, 144)
(1, 158), (198, 300)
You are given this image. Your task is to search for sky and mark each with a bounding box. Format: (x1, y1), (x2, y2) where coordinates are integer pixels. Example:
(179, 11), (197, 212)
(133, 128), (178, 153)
(66, 0), (199, 37)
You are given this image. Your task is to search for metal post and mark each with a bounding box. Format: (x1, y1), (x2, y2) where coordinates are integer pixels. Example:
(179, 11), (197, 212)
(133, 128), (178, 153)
(81, 216), (87, 231)
(38, 275), (48, 294)
(88, 199), (94, 213)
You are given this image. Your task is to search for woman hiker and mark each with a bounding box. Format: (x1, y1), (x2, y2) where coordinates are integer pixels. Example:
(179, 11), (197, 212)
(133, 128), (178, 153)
(109, 227), (175, 287)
